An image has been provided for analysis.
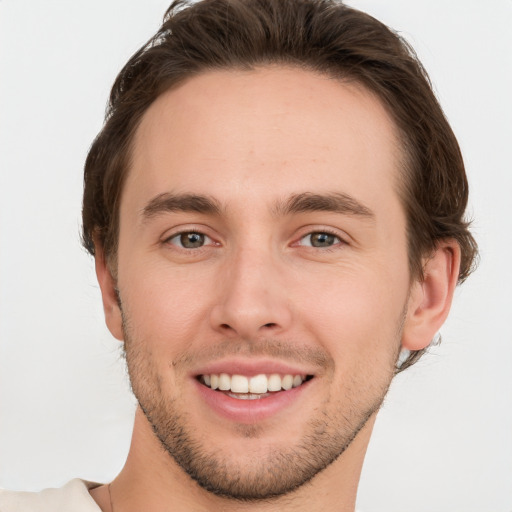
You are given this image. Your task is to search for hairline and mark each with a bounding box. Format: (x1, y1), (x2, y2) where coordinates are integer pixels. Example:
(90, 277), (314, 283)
(103, 63), (420, 282)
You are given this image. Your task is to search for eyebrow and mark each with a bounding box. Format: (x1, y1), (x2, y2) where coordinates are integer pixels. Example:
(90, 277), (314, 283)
(141, 192), (222, 220)
(272, 192), (375, 220)
(141, 191), (374, 222)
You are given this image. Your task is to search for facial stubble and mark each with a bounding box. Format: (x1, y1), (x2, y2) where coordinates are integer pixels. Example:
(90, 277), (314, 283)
(120, 307), (403, 502)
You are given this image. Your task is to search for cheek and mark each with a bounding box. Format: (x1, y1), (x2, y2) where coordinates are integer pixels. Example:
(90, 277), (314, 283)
(118, 260), (217, 348)
(295, 263), (407, 366)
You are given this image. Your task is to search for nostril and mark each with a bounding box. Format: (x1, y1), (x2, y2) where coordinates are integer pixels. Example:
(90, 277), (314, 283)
(263, 323), (277, 328)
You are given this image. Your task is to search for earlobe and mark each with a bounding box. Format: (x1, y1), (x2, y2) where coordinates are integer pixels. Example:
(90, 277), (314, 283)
(402, 240), (461, 351)
(94, 244), (124, 341)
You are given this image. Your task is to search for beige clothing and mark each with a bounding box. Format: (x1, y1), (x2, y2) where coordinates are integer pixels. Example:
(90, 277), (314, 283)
(0, 480), (365, 511)
(0, 479), (101, 511)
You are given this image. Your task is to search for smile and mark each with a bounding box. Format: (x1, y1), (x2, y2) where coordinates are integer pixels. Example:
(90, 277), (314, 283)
(199, 373), (312, 399)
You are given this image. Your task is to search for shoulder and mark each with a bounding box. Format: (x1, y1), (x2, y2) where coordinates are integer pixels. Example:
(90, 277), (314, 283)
(0, 479), (102, 512)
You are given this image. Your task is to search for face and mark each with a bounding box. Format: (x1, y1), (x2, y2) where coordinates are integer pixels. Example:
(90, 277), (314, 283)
(113, 67), (413, 499)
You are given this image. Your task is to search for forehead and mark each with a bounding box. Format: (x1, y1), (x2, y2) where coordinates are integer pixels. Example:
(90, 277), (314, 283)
(126, 66), (403, 216)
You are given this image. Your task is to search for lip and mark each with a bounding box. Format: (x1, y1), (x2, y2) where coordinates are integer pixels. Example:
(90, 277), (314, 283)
(193, 376), (313, 423)
(192, 357), (316, 379)
(190, 358), (316, 424)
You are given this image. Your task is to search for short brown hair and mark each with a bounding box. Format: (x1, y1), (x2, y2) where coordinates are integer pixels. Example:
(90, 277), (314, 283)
(82, 0), (477, 369)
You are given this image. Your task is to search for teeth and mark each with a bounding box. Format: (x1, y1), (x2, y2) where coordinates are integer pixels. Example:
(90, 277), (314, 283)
(281, 374), (293, 390)
(267, 373), (282, 392)
(249, 374), (267, 394)
(201, 373), (307, 394)
(226, 392), (266, 400)
(219, 373), (230, 391)
(293, 375), (303, 388)
(231, 374), (249, 393)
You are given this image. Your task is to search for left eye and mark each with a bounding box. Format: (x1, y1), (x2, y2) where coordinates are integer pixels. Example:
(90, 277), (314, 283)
(167, 232), (212, 249)
(299, 232), (341, 248)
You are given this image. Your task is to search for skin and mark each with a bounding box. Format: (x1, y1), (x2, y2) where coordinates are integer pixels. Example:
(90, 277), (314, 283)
(91, 66), (460, 511)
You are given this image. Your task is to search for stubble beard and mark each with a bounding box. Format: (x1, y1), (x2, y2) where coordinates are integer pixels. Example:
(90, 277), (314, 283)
(121, 314), (402, 502)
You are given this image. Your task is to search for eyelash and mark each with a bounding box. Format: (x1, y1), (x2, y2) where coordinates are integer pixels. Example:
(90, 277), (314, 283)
(164, 230), (216, 250)
(163, 228), (346, 252)
(296, 229), (346, 250)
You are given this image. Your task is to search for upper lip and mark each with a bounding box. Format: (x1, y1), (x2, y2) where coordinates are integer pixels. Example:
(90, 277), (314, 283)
(192, 358), (316, 378)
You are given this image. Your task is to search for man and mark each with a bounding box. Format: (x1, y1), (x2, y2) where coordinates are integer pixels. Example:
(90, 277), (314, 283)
(0, 0), (477, 510)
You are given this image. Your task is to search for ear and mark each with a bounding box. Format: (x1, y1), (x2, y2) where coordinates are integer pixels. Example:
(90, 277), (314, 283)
(94, 244), (124, 341)
(402, 240), (461, 351)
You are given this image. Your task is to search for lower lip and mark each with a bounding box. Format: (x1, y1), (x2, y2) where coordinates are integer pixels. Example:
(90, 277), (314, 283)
(194, 378), (312, 423)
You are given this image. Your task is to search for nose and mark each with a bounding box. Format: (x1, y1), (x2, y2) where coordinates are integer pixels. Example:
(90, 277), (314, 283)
(209, 247), (293, 340)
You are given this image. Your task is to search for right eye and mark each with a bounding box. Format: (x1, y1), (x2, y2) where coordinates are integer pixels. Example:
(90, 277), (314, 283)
(166, 231), (212, 249)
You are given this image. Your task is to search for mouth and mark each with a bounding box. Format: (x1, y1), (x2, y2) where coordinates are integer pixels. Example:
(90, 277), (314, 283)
(198, 373), (314, 400)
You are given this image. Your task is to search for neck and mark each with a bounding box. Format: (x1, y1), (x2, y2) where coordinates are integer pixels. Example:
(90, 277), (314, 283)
(93, 407), (374, 512)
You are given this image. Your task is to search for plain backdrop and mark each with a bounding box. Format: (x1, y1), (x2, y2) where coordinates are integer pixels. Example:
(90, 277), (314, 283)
(0, 1), (511, 511)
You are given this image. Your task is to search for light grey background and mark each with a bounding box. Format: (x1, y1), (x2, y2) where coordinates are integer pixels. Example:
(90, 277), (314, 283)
(0, 1), (511, 511)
